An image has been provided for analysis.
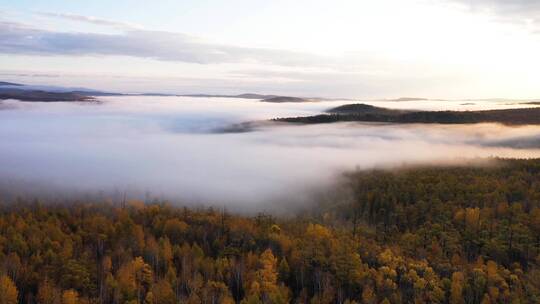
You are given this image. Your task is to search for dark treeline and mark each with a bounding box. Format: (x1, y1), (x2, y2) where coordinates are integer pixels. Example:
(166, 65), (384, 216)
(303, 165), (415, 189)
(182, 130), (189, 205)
(274, 105), (540, 125)
(1, 159), (540, 303)
(0, 89), (94, 102)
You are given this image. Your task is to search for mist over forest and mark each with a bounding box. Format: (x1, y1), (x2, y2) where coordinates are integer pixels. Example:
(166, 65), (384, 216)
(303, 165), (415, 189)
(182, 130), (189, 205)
(1, 96), (540, 211)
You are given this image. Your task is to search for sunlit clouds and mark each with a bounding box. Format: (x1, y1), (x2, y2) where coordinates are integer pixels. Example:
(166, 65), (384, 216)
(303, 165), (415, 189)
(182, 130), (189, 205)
(0, 0), (539, 98)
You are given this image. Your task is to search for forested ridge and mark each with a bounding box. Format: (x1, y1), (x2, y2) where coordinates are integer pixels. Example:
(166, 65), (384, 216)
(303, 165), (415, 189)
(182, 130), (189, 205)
(2, 159), (540, 303)
(274, 105), (540, 125)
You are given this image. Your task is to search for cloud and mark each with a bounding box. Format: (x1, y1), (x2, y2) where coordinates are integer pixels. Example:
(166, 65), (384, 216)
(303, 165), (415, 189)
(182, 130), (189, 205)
(450, 0), (540, 15)
(449, 0), (540, 28)
(37, 12), (140, 29)
(1, 97), (540, 212)
(0, 21), (326, 66)
(2, 8), (539, 99)
(0, 71), (61, 78)
(455, 0), (540, 11)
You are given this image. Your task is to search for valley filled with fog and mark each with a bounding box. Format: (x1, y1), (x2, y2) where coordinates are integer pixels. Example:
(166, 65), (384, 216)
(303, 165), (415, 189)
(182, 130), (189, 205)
(1, 96), (540, 211)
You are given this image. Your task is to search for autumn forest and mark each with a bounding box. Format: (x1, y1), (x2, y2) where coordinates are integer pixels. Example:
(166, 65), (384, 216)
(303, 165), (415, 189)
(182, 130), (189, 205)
(1, 158), (540, 303)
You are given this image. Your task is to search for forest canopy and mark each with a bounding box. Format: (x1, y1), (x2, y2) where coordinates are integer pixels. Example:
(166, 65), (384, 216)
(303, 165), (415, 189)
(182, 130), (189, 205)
(1, 158), (540, 303)
(274, 104), (540, 126)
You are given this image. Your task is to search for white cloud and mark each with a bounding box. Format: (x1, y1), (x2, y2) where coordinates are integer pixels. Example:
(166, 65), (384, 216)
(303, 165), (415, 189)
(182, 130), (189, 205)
(37, 11), (141, 29)
(452, 0), (540, 13)
(0, 21), (327, 66)
(449, 0), (540, 30)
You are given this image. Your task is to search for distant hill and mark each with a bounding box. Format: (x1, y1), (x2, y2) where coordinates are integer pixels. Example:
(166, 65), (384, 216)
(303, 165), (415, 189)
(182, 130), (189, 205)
(70, 90), (120, 96)
(326, 103), (405, 115)
(0, 80), (331, 102)
(179, 93), (290, 100)
(235, 93), (278, 99)
(275, 103), (540, 125)
(0, 81), (321, 102)
(0, 81), (22, 86)
(261, 96), (311, 103)
(177, 93), (316, 102)
(388, 97), (429, 101)
(0, 81), (121, 101)
(0, 89), (94, 102)
(179, 94), (232, 98)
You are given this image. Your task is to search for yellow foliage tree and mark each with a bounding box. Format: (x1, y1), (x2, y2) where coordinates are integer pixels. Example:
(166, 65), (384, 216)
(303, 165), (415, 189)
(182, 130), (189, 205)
(61, 289), (79, 304)
(361, 285), (376, 304)
(257, 249), (278, 294)
(37, 279), (61, 304)
(450, 272), (465, 304)
(149, 279), (175, 304)
(465, 208), (480, 231)
(0, 275), (18, 304)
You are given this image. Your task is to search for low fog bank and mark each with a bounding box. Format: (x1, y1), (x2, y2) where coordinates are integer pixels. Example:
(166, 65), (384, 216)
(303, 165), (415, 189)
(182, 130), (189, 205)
(1, 96), (540, 213)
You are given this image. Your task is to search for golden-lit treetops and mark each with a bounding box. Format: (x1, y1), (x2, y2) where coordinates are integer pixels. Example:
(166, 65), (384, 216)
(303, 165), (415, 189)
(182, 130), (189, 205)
(0, 158), (540, 303)
(0, 275), (18, 304)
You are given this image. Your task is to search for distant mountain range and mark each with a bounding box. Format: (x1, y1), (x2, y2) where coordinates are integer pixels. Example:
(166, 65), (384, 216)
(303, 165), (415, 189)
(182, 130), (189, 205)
(0, 81), (315, 103)
(176, 94), (312, 102)
(0, 81), (23, 86)
(0, 88), (94, 102)
(178, 93), (278, 99)
(260, 96), (312, 103)
(387, 97), (429, 102)
(0, 81), (115, 102)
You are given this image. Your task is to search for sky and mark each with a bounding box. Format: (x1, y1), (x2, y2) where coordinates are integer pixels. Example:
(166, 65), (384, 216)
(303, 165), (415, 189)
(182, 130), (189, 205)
(0, 0), (539, 98)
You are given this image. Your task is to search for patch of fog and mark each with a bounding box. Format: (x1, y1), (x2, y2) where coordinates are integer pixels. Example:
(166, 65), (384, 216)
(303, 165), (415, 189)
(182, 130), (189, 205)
(1, 96), (540, 212)
(362, 99), (540, 111)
